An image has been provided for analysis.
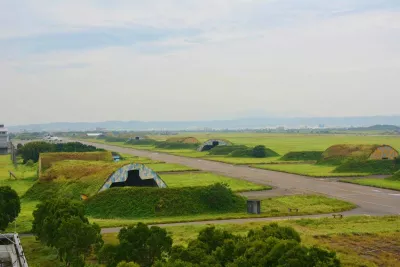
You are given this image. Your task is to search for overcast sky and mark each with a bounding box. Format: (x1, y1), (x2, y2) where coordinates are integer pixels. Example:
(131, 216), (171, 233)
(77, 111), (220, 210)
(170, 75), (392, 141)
(1, 0), (400, 126)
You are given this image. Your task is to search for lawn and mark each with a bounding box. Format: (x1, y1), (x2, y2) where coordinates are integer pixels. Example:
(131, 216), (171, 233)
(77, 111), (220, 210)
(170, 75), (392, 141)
(145, 163), (199, 172)
(88, 194), (355, 229)
(253, 163), (368, 177)
(341, 178), (400, 191)
(160, 172), (269, 192)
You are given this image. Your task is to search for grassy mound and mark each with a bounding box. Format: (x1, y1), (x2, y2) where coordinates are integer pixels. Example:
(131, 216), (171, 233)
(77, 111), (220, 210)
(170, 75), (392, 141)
(208, 145), (279, 158)
(387, 170), (400, 181)
(334, 160), (400, 174)
(319, 144), (398, 165)
(208, 145), (248, 155)
(85, 183), (246, 219)
(281, 151), (323, 161)
(155, 142), (198, 149)
(125, 139), (157, 146)
(165, 137), (200, 144)
(39, 151), (113, 173)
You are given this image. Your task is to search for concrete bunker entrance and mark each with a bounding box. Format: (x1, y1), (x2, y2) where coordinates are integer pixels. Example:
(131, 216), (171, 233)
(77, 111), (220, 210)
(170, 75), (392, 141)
(109, 170), (157, 188)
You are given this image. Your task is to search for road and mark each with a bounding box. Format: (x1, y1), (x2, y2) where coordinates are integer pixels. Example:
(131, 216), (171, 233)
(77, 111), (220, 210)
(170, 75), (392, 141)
(80, 141), (400, 216)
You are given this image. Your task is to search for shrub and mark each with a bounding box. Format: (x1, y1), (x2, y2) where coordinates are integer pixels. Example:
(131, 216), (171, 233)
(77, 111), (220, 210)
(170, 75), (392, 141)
(281, 151), (323, 161)
(85, 184), (246, 219)
(0, 186), (21, 231)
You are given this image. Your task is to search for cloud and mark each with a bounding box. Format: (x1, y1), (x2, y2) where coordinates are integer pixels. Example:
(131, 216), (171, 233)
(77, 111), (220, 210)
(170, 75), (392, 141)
(1, 1), (400, 125)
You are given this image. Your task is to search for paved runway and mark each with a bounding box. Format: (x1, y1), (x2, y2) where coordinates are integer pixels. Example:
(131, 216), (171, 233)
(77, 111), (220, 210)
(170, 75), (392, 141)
(80, 141), (400, 216)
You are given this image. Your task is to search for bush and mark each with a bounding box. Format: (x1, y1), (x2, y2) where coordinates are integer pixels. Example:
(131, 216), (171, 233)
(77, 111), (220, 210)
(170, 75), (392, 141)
(281, 151), (323, 161)
(334, 159), (400, 174)
(387, 170), (400, 181)
(85, 184), (246, 219)
(0, 186), (21, 231)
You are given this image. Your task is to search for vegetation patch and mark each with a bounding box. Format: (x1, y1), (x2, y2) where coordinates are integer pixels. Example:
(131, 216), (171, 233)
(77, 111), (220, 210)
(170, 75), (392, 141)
(387, 170), (400, 181)
(253, 164), (368, 177)
(155, 141), (198, 150)
(85, 183), (246, 219)
(165, 136), (200, 144)
(334, 159), (399, 174)
(39, 151), (113, 173)
(281, 151), (323, 161)
(160, 172), (269, 192)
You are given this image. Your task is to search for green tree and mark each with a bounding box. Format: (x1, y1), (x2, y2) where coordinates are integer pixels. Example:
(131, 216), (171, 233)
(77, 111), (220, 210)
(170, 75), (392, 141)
(98, 223), (172, 267)
(19, 141), (54, 163)
(0, 186), (21, 231)
(32, 198), (103, 267)
(252, 145), (266, 158)
(164, 224), (340, 267)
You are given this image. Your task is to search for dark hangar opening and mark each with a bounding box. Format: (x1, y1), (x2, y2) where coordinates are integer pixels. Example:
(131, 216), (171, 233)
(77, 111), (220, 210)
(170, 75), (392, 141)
(109, 170), (157, 188)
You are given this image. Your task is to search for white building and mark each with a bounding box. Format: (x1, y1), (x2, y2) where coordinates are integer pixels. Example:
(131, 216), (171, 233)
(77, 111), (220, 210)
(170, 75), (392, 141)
(0, 124), (9, 155)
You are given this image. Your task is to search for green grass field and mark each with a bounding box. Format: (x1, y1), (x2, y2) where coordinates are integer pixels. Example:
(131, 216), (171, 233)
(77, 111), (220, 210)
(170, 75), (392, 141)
(341, 178), (400, 191)
(145, 163), (199, 172)
(253, 163), (368, 177)
(161, 172), (269, 191)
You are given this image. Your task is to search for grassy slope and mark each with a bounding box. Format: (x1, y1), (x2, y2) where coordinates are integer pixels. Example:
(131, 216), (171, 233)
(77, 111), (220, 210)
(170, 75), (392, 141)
(341, 178), (400, 191)
(89, 194), (355, 228)
(161, 172), (269, 192)
(253, 163), (368, 177)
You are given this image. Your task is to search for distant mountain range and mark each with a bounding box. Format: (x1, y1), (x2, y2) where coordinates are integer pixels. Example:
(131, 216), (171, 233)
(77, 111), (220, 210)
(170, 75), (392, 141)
(7, 115), (400, 132)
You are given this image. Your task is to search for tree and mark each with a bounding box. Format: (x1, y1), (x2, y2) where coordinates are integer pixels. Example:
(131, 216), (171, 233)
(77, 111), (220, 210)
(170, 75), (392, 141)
(19, 141), (54, 163)
(98, 223), (173, 267)
(32, 198), (103, 267)
(252, 145), (266, 158)
(164, 224), (340, 267)
(0, 186), (21, 231)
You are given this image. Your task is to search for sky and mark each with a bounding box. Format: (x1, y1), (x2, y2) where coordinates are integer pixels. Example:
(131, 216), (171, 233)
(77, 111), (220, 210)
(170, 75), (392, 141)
(1, 0), (400, 126)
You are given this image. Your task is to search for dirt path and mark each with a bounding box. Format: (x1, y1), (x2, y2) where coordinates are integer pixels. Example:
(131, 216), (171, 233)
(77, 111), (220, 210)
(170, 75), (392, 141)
(80, 141), (400, 216)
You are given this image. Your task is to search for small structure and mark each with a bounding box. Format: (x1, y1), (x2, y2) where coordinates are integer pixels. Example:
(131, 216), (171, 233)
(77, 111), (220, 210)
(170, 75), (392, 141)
(99, 163), (167, 192)
(0, 124), (9, 155)
(247, 200), (261, 214)
(197, 139), (232, 152)
(0, 233), (29, 267)
(86, 133), (103, 137)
